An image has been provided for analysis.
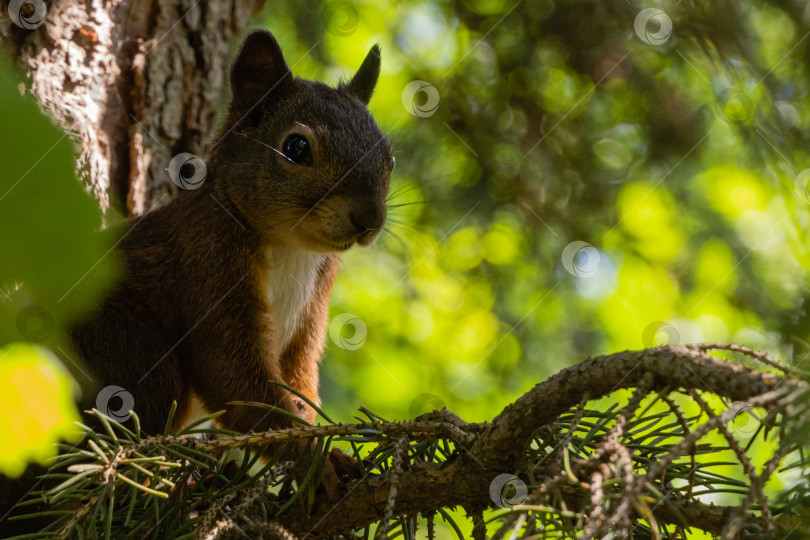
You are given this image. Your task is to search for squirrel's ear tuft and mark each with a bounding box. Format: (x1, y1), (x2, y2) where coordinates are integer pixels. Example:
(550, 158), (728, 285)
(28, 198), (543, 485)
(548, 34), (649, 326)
(345, 45), (381, 105)
(230, 30), (292, 115)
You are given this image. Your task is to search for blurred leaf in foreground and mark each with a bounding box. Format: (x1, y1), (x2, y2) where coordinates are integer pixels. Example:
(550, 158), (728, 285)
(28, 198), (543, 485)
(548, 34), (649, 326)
(0, 343), (80, 478)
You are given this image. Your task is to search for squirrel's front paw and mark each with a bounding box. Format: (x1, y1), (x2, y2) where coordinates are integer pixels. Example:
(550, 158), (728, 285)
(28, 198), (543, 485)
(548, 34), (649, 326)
(319, 448), (364, 501)
(328, 448), (363, 482)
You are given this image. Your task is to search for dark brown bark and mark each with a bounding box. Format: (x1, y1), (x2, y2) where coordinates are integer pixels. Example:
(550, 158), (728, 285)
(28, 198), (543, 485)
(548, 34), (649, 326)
(1, 0), (265, 215)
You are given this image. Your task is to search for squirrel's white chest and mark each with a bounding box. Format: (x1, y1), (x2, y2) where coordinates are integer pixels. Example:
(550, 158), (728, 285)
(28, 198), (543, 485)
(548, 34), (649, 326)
(264, 248), (322, 350)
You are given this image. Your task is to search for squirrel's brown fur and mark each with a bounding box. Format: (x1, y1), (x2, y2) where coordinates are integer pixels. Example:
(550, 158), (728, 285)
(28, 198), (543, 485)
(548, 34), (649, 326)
(71, 30), (392, 452)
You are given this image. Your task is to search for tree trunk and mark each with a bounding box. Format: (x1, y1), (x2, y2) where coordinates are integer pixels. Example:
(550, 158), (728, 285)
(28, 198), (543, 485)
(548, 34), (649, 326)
(1, 0), (265, 215)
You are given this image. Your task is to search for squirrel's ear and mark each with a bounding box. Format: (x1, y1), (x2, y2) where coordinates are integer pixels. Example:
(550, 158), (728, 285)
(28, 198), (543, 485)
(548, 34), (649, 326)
(345, 45), (381, 105)
(230, 30), (292, 113)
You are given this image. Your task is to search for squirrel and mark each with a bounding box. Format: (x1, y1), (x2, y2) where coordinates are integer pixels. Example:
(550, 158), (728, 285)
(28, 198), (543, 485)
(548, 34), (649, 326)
(0, 28), (392, 534)
(74, 29), (392, 442)
(71, 29), (392, 438)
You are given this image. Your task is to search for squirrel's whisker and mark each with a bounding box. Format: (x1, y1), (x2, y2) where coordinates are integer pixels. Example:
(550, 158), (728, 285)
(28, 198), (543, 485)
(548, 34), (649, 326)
(387, 201), (426, 209)
(232, 131), (294, 164)
(385, 174), (452, 203)
(381, 229), (408, 254)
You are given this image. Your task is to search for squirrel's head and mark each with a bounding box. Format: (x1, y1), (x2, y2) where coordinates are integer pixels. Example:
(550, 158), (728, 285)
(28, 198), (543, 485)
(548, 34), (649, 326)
(214, 30), (393, 252)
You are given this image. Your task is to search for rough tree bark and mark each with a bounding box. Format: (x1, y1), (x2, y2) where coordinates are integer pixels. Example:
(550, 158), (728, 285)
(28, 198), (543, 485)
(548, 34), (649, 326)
(1, 0), (265, 215)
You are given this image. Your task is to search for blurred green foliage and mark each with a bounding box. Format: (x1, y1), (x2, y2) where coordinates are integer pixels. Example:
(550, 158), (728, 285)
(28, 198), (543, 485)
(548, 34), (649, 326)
(0, 62), (117, 474)
(0, 66), (117, 337)
(267, 1), (810, 532)
(262, 0), (810, 423)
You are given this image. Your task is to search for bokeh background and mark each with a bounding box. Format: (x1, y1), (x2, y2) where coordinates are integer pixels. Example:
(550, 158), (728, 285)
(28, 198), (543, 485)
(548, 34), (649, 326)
(291, 0), (810, 426)
(2, 0), (810, 536)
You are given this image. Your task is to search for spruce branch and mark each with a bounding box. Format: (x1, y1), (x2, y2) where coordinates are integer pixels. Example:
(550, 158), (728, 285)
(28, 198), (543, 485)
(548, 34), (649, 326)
(11, 345), (808, 539)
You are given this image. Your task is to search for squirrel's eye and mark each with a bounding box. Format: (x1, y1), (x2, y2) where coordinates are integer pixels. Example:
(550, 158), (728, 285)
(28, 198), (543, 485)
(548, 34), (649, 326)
(282, 134), (312, 165)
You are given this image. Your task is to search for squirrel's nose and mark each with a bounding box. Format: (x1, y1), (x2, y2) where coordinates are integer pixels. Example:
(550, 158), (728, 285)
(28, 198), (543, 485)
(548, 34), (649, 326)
(350, 201), (387, 235)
